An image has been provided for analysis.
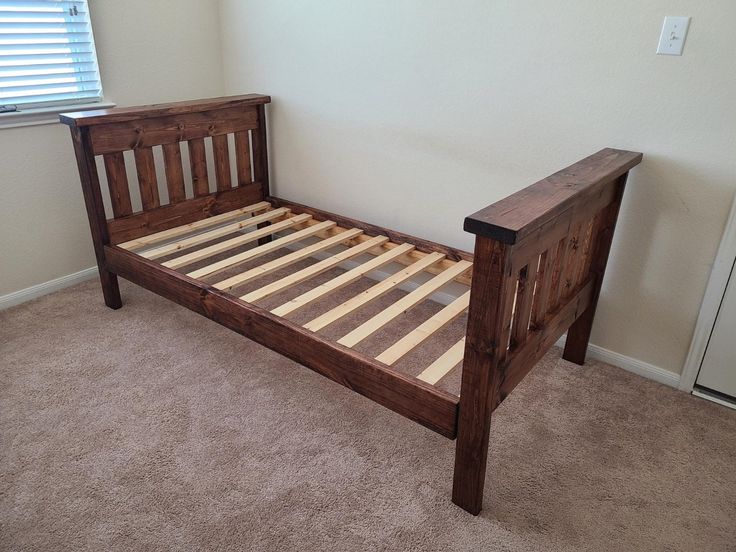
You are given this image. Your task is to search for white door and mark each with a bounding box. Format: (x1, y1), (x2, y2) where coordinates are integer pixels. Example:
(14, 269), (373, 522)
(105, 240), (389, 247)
(696, 261), (736, 399)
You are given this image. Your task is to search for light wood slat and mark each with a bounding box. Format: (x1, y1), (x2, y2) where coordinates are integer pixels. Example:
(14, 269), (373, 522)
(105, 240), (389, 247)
(240, 235), (389, 303)
(376, 291), (471, 366)
(212, 134), (232, 191)
(162, 213), (312, 270)
(133, 146), (160, 210)
(118, 201), (271, 250)
(271, 243), (416, 317)
(102, 152), (132, 217)
(188, 137), (210, 196)
(337, 260), (473, 348)
(303, 252), (446, 333)
(213, 228), (363, 291)
(417, 338), (466, 385)
(234, 130), (252, 186)
(140, 207), (291, 260)
(510, 260), (539, 347)
(162, 142), (186, 204)
(187, 220), (336, 280)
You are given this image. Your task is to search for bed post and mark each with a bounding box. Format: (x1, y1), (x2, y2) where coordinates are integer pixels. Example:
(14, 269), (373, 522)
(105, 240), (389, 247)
(252, 104), (272, 245)
(562, 173), (628, 364)
(452, 236), (514, 515)
(69, 125), (122, 309)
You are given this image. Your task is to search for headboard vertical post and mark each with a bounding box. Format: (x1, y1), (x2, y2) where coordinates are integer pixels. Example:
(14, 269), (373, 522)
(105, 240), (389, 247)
(562, 172), (628, 364)
(69, 126), (122, 309)
(252, 104), (272, 244)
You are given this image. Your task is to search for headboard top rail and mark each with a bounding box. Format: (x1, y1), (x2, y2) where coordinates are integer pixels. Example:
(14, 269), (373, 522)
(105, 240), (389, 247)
(464, 148), (642, 244)
(59, 93), (272, 128)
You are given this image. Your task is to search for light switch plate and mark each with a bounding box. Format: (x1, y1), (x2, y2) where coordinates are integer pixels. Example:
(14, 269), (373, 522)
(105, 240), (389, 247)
(657, 16), (690, 55)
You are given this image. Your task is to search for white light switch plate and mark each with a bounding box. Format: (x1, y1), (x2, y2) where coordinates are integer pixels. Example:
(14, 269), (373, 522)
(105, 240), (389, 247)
(657, 16), (690, 55)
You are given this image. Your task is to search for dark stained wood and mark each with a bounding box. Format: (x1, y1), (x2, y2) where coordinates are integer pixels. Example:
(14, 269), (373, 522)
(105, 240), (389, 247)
(212, 134), (232, 191)
(234, 130), (252, 186)
(510, 259), (538, 348)
(107, 183), (264, 245)
(464, 149), (642, 244)
(105, 244), (459, 438)
(188, 138), (210, 197)
(87, 107), (258, 155)
(68, 126), (121, 309)
(269, 196), (474, 263)
(252, 105), (270, 197)
(563, 174), (628, 365)
(133, 147), (160, 210)
(500, 279), (595, 404)
(59, 93), (271, 127)
(102, 152), (133, 217)
(452, 236), (514, 515)
(162, 142), (186, 204)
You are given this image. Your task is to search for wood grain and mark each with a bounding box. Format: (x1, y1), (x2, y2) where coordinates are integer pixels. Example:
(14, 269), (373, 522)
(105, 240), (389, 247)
(102, 152), (133, 217)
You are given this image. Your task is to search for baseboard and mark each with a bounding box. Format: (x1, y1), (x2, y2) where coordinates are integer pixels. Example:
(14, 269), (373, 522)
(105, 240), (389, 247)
(555, 336), (681, 388)
(0, 266), (97, 310)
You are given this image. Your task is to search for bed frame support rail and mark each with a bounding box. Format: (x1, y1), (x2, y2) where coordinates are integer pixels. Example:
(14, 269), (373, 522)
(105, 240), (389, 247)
(452, 148), (643, 514)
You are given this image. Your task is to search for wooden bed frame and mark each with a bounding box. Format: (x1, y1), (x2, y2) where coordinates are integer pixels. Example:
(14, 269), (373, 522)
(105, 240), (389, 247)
(61, 94), (642, 515)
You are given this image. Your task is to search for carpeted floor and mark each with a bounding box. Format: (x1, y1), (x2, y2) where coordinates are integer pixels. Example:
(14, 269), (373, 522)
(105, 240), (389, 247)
(1, 278), (735, 551)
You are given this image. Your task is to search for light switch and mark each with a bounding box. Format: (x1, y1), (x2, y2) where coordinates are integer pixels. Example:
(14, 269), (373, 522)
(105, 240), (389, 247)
(657, 16), (690, 55)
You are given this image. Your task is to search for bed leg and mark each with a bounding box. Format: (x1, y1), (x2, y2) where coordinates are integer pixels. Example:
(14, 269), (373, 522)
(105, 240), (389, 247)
(452, 374), (498, 515)
(99, 268), (122, 309)
(452, 236), (511, 515)
(562, 307), (594, 364)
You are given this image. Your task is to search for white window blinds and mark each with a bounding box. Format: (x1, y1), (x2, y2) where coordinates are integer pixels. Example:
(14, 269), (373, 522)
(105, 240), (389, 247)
(0, 0), (103, 110)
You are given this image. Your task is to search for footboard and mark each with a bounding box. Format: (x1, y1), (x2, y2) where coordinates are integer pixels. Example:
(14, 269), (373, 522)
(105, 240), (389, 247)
(60, 94), (271, 307)
(453, 148), (643, 514)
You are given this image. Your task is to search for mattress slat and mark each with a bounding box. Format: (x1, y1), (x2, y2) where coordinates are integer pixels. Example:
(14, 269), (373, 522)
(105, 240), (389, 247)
(213, 228), (364, 291)
(303, 252), (446, 333)
(163, 214), (312, 270)
(417, 338), (466, 385)
(337, 261), (473, 348)
(117, 201), (271, 250)
(187, 220), (336, 280)
(271, 243), (415, 317)
(241, 235), (388, 303)
(376, 291), (471, 366)
(140, 207), (290, 260)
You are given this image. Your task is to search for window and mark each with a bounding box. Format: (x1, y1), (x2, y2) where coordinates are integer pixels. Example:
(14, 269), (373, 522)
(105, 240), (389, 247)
(0, 0), (104, 115)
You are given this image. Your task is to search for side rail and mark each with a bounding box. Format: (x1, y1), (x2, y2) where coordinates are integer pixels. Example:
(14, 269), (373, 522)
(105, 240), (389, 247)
(60, 94), (271, 308)
(452, 148), (643, 514)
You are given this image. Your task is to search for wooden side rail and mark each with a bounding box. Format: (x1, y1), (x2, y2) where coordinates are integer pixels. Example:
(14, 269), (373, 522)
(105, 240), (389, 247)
(452, 148), (643, 514)
(61, 94), (271, 309)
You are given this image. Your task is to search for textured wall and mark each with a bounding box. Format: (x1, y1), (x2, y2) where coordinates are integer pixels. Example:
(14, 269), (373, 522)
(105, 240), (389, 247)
(0, 0), (224, 295)
(219, 0), (736, 375)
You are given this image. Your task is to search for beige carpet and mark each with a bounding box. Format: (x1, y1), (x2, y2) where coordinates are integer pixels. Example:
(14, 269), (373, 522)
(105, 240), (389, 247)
(1, 278), (735, 552)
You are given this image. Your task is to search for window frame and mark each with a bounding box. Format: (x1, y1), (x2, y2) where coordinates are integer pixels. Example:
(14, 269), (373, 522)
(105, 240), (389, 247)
(0, 0), (113, 129)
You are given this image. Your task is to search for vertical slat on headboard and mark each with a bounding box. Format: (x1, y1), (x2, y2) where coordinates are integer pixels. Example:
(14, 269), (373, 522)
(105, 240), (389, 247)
(188, 138), (210, 196)
(212, 134), (232, 191)
(133, 147), (160, 209)
(102, 152), (133, 217)
(234, 130), (252, 186)
(162, 142), (186, 204)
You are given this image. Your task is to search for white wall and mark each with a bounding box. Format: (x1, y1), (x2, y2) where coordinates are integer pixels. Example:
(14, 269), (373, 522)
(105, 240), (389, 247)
(219, 0), (736, 376)
(0, 0), (224, 296)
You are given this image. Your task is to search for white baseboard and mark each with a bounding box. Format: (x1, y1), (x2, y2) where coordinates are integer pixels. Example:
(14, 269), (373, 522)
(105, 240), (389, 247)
(0, 266), (97, 310)
(555, 336), (681, 388)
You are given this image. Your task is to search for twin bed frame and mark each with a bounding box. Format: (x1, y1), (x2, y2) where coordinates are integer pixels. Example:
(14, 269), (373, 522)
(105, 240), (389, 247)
(61, 94), (642, 515)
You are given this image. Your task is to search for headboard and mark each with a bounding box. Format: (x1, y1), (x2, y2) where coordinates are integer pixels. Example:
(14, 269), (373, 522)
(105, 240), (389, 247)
(60, 94), (271, 247)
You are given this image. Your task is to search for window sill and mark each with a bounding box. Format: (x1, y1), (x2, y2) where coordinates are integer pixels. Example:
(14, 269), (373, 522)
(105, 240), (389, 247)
(0, 101), (116, 130)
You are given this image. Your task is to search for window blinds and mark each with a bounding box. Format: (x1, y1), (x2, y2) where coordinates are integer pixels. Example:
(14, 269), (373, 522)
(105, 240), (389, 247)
(0, 0), (102, 109)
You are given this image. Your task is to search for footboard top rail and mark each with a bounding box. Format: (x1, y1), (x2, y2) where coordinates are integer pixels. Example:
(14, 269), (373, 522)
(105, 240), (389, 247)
(464, 148), (642, 244)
